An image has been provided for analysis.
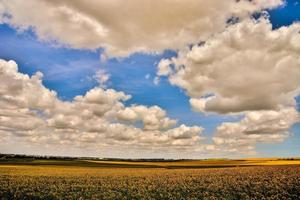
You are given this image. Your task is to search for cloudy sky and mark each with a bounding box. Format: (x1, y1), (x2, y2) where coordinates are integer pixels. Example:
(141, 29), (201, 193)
(0, 0), (299, 158)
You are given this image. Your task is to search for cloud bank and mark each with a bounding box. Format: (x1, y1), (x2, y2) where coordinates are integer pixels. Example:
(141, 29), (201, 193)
(0, 0), (282, 57)
(213, 108), (299, 154)
(157, 17), (300, 154)
(159, 17), (300, 114)
(0, 59), (205, 156)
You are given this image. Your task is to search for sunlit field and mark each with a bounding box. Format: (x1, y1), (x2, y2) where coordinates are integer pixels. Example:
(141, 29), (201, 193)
(1, 159), (300, 199)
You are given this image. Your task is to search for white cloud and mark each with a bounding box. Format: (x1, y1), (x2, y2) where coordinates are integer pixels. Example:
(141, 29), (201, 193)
(0, 60), (57, 110)
(0, 59), (205, 156)
(157, 59), (172, 76)
(0, 0), (282, 57)
(117, 105), (177, 131)
(159, 17), (300, 114)
(93, 69), (110, 88)
(212, 107), (299, 154)
(0, 58), (298, 157)
(189, 97), (215, 113)
(156, 16), (300, 155)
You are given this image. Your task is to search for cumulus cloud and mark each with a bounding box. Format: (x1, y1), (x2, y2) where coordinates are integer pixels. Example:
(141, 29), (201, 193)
(0, 0), (282, 57)
(156, 16), (300, 154)
(117, 105), (177, 131)
(212, 107), (300, 154)
(0, 59), (204, 155)
(157, 59), (173, 76)
(158, 17), (300, 114)
(0, 60), (57, 110)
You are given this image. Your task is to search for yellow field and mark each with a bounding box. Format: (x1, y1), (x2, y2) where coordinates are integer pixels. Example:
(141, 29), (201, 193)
(1, 163), (300, 199)
(86, 158), (300, 168)
(0, 158), (300, 199)
(2, 157), (300, 169)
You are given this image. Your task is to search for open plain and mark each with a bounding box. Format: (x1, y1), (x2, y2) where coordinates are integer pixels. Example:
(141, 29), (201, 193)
(1, 158), (300, 199)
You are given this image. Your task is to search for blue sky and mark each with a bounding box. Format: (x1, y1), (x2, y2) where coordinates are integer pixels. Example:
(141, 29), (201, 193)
(0, 0), (299, 158)
(0, 24), (237, 134)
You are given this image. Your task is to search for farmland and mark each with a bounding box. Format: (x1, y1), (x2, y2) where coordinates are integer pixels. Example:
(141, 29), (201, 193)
(0, 158), (300, 199)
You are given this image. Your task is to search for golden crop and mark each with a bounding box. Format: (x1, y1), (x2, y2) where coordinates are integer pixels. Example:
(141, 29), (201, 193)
(0, 164), (299, 199)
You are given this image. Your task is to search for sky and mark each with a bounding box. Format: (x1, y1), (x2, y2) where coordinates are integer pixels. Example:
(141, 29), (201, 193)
(0, 0), (299, 158)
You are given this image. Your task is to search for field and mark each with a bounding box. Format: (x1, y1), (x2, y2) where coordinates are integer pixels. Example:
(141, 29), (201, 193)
(0, 158), (300, 199)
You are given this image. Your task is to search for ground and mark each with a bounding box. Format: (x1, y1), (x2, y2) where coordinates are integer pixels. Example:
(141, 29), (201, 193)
(0, 158), (300, 199)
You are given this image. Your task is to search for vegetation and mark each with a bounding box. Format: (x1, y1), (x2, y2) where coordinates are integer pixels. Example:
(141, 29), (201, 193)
(1, 154), (300, 168)
(0, 158), (300, 199)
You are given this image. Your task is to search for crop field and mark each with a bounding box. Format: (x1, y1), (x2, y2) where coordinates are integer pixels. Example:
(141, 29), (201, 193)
(0, 159), (300, 199)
